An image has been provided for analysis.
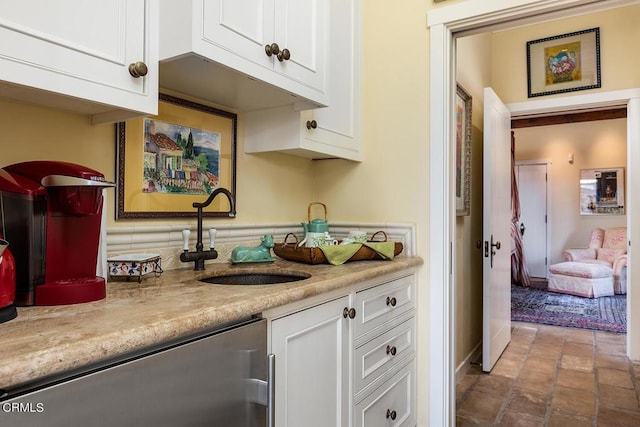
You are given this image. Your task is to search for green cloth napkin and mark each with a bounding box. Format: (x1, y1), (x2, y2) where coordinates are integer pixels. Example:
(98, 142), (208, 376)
(318, 241), (396, 265)
(363, 241), (396, 260)
(318, 243), (362, 265)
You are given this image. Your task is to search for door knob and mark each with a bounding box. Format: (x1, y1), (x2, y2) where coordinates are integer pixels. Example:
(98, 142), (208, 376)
(487, 235), (501, 268)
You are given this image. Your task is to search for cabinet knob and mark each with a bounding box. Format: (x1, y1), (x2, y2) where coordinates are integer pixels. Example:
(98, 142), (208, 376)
(386, 409), (397, 420)
(306, 120), (317, 130)
(277, 48), (291, 62)
(264, 42), (280, 57)
(386, 345), (397, 356)
(386, 296), (397, 307)
(128, 61), (148, 78)
(342, 307), (356, 319)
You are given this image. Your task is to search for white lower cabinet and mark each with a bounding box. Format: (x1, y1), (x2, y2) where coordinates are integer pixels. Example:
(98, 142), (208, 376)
(270, 295), (351, 427)
(268, 272), (416, 427)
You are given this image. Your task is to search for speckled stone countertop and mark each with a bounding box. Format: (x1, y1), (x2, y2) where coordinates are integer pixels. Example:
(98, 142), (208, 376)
(0, 257), (422, 390)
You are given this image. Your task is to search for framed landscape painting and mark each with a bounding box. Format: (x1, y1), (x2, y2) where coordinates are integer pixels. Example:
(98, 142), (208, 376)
(116, 94), (237, 219)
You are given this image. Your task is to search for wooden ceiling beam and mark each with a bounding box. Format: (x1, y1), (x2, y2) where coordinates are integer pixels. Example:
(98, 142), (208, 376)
(511, 107), (627, 128)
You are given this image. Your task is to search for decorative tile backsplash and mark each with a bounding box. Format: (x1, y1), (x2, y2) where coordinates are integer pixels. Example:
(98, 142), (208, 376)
(106, 222), (416, 272)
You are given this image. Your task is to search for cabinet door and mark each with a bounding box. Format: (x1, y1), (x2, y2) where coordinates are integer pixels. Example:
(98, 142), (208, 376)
(0, 0), (157, 120)
(243, 0), (360, 161)
(201, 0), (274, 69)
(271, 296), (350, 427)
(302, 0), (361, 159)
(273, 0), (327, 92)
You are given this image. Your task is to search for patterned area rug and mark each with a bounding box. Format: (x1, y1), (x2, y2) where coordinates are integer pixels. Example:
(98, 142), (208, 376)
(511, 284), (627, 333)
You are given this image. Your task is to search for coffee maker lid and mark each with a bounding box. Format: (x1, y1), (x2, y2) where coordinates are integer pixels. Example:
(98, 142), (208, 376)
(41, 175), (115, 188)
(0, 169), (45, 195)
(4, 161), (107, 184)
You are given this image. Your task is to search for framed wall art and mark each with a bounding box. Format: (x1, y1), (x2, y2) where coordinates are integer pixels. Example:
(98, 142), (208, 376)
(579, 167), (625, 215)
(116, 93), (237, 219)
(527, 27), (601, 98)
(455, 83), (472, 216)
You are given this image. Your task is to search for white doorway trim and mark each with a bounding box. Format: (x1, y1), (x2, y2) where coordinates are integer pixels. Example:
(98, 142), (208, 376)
(427, 1), (640, 425)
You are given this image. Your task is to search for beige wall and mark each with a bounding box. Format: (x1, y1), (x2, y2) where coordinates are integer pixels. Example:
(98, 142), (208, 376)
(455, 33), (493, 368)
(514, 119), (627, 264)
(492, 4), (640, 104)
(0, 98), (115, 180)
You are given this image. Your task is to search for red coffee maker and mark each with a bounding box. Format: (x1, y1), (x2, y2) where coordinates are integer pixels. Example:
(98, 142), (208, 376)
(0, 236), (17, 322)
(0, 161), (114, 306)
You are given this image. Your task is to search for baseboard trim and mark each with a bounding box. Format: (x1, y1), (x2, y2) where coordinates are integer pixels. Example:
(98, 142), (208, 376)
(455, 342), (482, 384)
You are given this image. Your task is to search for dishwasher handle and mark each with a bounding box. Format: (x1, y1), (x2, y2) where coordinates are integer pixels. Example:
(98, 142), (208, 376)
(266, 353), (275, 427)
(248, 353), (275, 427)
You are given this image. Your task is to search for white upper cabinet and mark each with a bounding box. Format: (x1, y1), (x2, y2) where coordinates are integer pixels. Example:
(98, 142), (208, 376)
(244, 0), (362, 161)
(0, 0), (158, 124)
(159, 0), (328, 111)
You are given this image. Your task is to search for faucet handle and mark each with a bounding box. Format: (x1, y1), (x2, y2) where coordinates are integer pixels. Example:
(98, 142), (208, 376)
(182, 229), (191, 251)
(209, 228), (217, 249)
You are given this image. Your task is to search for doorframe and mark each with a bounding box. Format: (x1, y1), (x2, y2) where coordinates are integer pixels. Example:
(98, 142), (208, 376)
(515, 159), (552, 279)
(427, 1), (640, 425)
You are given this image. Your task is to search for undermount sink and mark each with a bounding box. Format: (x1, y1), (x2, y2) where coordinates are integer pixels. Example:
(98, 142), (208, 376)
(200, 271), (311, 285)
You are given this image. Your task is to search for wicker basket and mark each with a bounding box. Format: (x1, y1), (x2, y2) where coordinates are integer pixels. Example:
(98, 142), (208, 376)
(273, 231), (403, 265)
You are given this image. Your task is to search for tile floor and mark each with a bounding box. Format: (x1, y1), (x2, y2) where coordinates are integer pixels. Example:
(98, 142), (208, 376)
(456, 321), (640, 426)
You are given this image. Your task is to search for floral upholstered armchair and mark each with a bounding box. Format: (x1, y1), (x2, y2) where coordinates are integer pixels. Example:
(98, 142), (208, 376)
(563, 227), (627, 294)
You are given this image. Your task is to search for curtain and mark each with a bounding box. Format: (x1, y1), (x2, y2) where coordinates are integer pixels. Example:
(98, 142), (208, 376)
(511, 131), (531, 287)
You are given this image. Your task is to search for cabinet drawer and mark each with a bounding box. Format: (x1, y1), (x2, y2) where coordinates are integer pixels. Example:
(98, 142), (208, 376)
(354, 317), (415, 394)
(354, 359), (415, 427)
(354, 275), (415, 339)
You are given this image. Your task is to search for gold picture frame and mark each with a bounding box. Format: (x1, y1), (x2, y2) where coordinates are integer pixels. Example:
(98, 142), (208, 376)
(527, 27), (601, 98)
(115, 94), (237, 219)
(456, 83), (472, 216)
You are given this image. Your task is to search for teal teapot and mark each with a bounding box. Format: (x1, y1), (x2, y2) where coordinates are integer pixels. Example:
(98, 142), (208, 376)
(299, 203), (330, 247)
(302, 202), (329, 233)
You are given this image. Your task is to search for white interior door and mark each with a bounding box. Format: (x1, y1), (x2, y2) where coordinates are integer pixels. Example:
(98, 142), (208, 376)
(516, 162), (549, 278)
(482, 88), (512, 372)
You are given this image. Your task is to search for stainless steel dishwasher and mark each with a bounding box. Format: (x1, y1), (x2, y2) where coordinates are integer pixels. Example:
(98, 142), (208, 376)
(0, 317), (274, 427)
